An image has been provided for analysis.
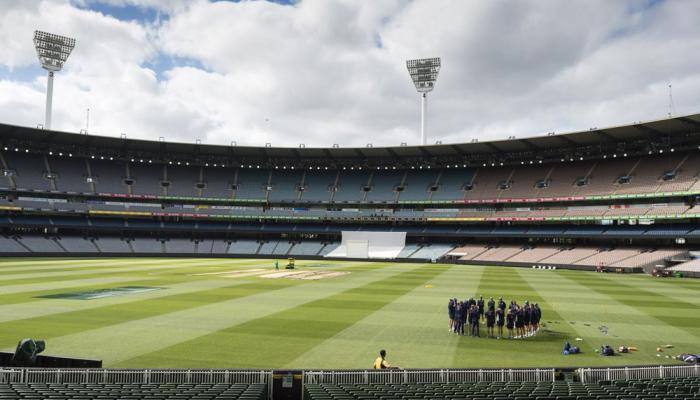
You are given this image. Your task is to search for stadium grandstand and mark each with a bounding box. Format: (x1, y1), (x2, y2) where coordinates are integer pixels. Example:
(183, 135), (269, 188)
(2, 114), (700, 400)
(0, 114), (699, 273)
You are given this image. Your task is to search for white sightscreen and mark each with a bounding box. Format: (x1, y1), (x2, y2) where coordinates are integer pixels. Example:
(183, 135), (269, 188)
(346, 240), (369, 258)
(325, 231), (406, 259)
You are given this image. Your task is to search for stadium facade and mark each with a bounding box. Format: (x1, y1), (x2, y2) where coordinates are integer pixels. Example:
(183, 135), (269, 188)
(1, 114), (700, 276)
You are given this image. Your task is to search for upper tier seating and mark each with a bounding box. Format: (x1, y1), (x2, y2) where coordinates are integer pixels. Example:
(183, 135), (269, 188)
(659, 153), (700, 192)
(300, 170), (336, 202)
(539, 161), (595, 198)
(201, 167), (234, 199)
(333, 170), (370, 202)
(575, 158), (639, 196)
(400, 170), (440, 201)
(235, 170), (270, 200)
(166, 165), (201, 197)
(268, 170), (303, 202)
(49, 156), (92, 193)
(130, 164), (165, 196)
(501, 164), (554, 199)
(4, 150), (700, 202)
(366, 170), (403, 202)
(4, 152), (53, 191)
(90, 159), (127, 194)
(430, 169), (471, 200)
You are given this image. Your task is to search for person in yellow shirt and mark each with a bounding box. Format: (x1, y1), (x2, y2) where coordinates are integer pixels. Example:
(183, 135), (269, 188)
(373, 349), (391, 369)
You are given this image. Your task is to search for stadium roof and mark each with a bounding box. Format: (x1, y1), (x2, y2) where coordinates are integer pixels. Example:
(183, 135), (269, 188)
(1, 112), (699, 164)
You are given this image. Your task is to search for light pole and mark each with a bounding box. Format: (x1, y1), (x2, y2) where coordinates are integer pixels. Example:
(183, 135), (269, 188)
(406, 58), (441, 145)
(33, 30), (76, 130)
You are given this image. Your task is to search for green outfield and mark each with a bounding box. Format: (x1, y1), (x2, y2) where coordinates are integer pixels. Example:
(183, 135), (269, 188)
(0, 258), (698, 369)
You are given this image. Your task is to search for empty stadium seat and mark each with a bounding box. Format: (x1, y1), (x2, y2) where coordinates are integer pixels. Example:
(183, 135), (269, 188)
(0, 383), (267, 400)
(304, 377), (700, 400)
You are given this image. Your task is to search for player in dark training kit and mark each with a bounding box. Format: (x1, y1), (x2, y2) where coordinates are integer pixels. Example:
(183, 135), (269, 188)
(515, 306), (525, 338)
(477, 296), (485, 321)
(506, 309), (515, 339)
(495, 307), (504, 339)
(448, 299), (455, 332)
(485, 307), (496, 338)
(445, 296), (542, 340)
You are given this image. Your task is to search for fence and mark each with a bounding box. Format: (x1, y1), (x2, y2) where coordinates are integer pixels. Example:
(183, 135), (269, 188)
(578, 364), (700, 383)
(304, 369), (556, 384)
(0, 369), (271, 384)
(3, 365), (698, 385)
(1, 368), (554, 385)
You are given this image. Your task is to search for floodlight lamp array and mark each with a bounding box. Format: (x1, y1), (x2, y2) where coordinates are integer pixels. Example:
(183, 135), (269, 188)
(33, 30), (76, 72)
(406, 58), (441, 93)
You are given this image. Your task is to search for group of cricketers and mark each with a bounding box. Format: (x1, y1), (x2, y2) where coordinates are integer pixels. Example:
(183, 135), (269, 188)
(448, 296), (542, 339)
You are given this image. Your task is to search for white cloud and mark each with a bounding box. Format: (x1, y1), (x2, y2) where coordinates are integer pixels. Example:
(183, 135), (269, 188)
(0, 0), (699, 148)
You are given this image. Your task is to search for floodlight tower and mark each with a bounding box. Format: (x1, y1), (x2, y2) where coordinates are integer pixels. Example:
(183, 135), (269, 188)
(406, 58), (440, 145)
(33, 30), (76, 130)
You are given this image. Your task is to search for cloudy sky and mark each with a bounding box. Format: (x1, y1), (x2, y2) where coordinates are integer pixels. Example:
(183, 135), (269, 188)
(0, 0), (699, 147)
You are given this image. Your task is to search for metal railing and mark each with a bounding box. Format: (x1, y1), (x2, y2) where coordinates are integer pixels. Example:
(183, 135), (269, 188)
(4, 365), (698, 386)
(0, 368), (23, 383)
(578, 364), (700, 383)
(304, 368), (556, 384)
(0, 369), (270, 384)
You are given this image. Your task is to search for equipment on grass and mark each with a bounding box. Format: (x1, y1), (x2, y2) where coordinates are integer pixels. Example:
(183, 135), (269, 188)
(562, 342), (579, 355)
(11, 338), (46, 366)
(601, 345), (614, 356)
(677, 353), (699, 364)
(286, 258), (295, 269)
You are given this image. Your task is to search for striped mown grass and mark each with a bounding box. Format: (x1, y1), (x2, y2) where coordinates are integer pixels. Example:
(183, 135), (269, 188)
(0, 258), (697, 369)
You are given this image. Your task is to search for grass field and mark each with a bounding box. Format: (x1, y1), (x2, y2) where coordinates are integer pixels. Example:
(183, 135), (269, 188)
(0, 258), (698, 369)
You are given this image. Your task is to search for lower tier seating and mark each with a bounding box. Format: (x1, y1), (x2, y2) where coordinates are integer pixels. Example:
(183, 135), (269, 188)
(0, 383), (267, 400)
(305, 377), (700, 400)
